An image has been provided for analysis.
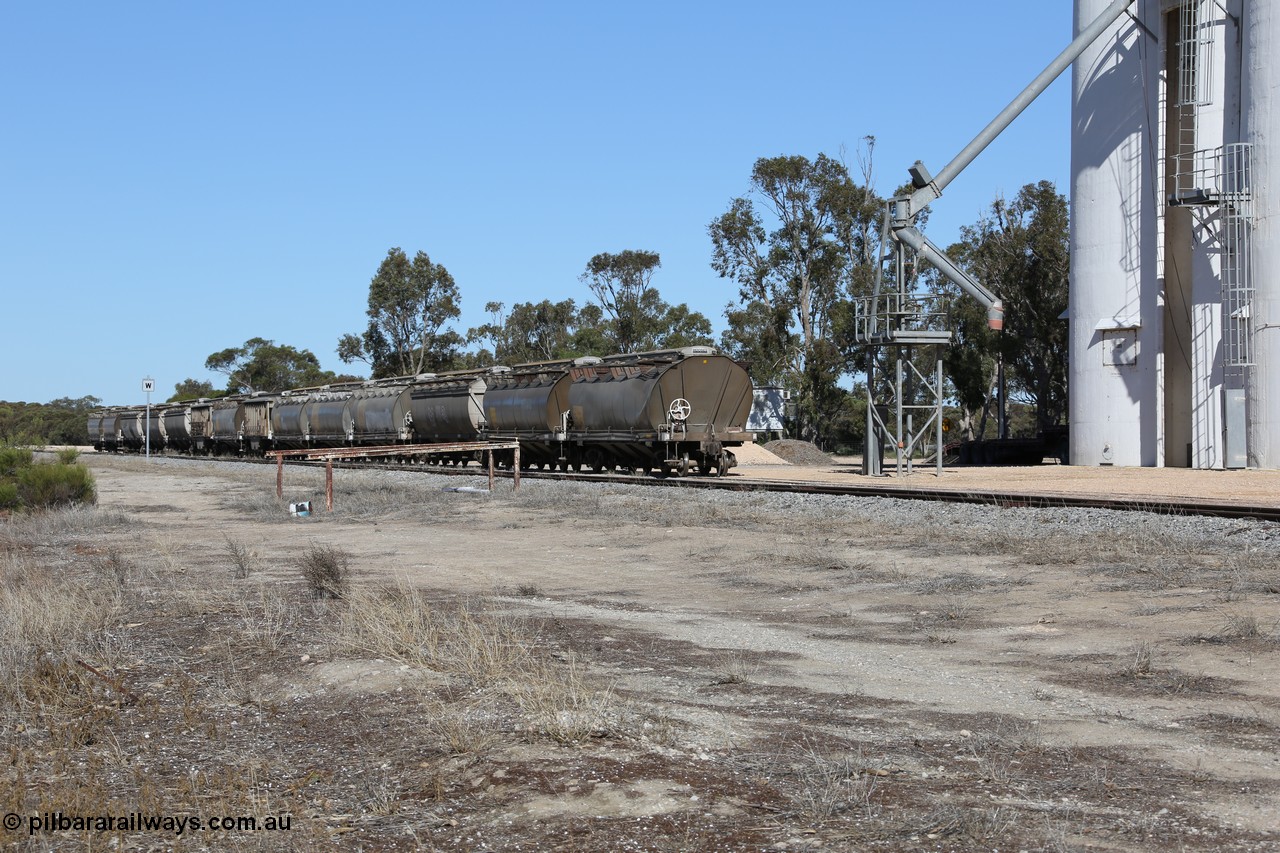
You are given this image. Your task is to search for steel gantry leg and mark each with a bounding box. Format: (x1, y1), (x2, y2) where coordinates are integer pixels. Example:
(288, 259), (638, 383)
(896, 352), (905, 477)
(863, 354), (880, 476)
(936, 352), (944, 477)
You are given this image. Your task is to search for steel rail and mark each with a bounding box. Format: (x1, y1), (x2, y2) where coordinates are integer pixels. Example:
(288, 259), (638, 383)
(497, 469), (1280, 523)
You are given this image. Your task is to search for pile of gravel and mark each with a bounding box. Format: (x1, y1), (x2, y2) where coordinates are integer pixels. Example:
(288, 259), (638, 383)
(763, 440), (834, 466)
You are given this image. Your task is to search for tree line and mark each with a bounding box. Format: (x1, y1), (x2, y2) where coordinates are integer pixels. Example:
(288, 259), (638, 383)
(174, 247), (723, 400)
(0, 398), (104, 446)
(4, 146), (1069, 450)
(169, 153), (1071, 451)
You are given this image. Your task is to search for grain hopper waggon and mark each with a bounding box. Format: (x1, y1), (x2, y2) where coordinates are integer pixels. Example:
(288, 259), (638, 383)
(88, 347), (755, 477)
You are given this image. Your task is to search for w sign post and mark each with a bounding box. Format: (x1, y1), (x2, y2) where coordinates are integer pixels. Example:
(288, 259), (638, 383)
(142, 377), (155, 458)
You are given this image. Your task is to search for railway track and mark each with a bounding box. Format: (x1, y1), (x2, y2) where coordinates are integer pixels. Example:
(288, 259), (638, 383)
(229, 454), (1280, 524)
(502, 468), (1280, 523)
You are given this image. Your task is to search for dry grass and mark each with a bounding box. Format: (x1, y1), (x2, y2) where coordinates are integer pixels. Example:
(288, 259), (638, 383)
(1110, 641), (1224, 695)
(0, 550), (121, 703)
(508, 653), (619, 744)
(0, 500), (637, 850)
(919, 804), (1017, 844)
(2, 503), (133, 544)
(709, 650), (756, 685)
(336, 581), (533, 678)
(224, 535), (256, 579)
(37, 456), (1280, 850)
(420, 698), (506, 755)
(1216, 611), (1275, 642)
(1123, 640), (1157, 677)
(236, 583), (295, 652)
(336, 581), (620, 745)
(223, 466), (473, 523)
(776, 742), (882, 820)
(298, 543), (351, 599)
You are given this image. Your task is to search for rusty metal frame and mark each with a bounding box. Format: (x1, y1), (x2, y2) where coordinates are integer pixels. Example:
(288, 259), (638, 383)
(266, 441), (522, 509)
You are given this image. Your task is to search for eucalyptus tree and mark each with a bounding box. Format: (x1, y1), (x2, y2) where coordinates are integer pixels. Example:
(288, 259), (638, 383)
(709, 153), (885, 441)
(468, 299), (588, 365)
(205, 338), (344, 393)
(338, 247), (463, 378)
(579, 250), (713, 353)
(941, 181), (1070, 435)
(167, 378), (217, 402)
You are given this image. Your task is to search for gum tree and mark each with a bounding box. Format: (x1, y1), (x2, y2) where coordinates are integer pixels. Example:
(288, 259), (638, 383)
(579, 250), (713, 353)
(709, 153), (878, 442)
(338, 247), (463, 378)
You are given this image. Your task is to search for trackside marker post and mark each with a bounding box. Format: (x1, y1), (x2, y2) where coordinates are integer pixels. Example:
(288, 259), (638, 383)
(325, 459), (334, 511)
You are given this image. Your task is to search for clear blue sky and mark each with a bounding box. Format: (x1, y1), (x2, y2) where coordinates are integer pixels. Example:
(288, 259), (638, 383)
(1, 1), (1073, 406)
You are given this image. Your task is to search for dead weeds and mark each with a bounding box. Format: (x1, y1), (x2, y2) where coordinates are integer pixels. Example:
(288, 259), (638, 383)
(7, 457), (1277, 851)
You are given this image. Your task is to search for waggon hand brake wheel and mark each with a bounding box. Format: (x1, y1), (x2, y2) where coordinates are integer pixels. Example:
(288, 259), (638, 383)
(668, 398), (691, 422)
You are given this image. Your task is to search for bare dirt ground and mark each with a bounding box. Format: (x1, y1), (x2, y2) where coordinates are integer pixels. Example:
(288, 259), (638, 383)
(4, 453), (1280, 851)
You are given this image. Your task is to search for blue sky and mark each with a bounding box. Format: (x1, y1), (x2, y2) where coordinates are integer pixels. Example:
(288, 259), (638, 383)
(1, 1), (1073, 406)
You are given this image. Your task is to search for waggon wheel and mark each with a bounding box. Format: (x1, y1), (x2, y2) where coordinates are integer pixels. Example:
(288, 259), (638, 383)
(677, 452), (691, 477)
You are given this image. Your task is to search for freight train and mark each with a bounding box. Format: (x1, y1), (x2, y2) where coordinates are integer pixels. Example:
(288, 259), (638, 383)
(88, 347), (755, 476)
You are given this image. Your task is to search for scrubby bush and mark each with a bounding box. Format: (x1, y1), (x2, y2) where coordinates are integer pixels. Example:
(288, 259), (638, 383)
(12, 462), (96, 510)
(299, 544), (350, 599)
(0, 447), (33, 476)
(0, 445), (96, 512)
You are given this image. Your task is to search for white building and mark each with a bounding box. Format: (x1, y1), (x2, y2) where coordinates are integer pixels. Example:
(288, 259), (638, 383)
(1069, 0), (1277, 467)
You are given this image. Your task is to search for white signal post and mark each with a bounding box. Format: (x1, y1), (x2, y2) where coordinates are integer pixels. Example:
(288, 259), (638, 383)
(142, 377), (155, 459)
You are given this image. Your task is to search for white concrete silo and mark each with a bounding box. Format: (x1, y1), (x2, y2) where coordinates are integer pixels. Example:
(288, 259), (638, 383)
(1162, 0), (1242, 470)
(1069, 0), (1162, 466)
(1244, 1), (1280, 467)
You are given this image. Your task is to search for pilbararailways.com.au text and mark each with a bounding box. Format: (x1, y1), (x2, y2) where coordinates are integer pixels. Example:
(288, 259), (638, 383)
(4, 811), (292, 836)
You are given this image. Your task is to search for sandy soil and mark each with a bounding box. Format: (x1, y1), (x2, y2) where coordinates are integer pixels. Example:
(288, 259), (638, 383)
(16, 453), (1280, 851)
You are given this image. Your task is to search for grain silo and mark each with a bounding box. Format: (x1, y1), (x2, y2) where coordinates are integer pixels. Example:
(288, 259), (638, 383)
(1242, 1), (1280, 467)
(1069, 0), (1276, 468)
